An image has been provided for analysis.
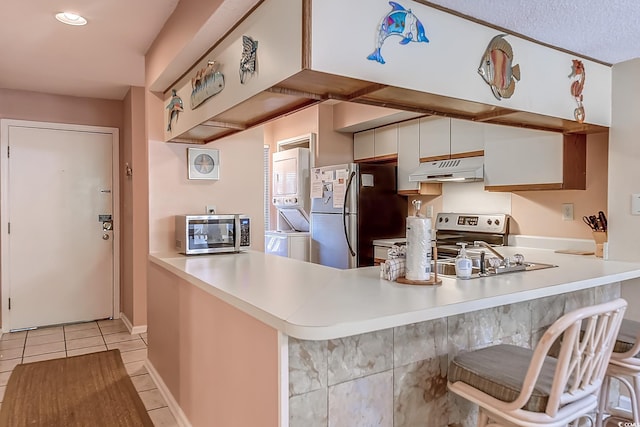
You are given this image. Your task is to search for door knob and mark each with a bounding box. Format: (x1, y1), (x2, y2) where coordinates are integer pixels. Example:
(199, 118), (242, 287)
(102, 233), (110, 240)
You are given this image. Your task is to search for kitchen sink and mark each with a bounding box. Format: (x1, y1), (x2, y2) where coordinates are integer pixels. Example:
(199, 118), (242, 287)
(433, 257), (557, 279)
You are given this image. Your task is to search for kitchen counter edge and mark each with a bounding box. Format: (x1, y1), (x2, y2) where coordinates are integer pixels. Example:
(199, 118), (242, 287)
(148, 249), (640, 341)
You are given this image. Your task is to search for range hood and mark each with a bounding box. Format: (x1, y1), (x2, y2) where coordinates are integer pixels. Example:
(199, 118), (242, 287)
(408, 156), (484, 183)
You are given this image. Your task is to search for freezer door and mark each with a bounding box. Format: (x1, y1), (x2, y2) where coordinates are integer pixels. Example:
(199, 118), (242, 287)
(310, 164), (358, 214)
(310, 212), (357, 269)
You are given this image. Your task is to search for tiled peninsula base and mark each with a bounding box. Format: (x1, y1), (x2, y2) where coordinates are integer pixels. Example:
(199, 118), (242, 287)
(288, 283), (621, 427)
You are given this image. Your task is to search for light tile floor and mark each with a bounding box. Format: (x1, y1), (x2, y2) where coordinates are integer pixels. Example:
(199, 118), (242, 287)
(0, 319), (178, 427)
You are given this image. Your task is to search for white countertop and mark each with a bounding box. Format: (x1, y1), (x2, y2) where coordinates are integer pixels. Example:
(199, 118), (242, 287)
(372, 238), (407, 248)
(149, 248), (640, 341)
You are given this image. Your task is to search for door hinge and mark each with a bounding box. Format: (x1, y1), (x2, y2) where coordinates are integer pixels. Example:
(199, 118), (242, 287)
(7, 146), (9, 158)
(7, 222), (9, 234)
(8, 298), (10, 310)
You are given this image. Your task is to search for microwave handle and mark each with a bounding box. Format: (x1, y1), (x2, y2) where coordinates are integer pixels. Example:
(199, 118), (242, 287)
(234, 215), (241, 252)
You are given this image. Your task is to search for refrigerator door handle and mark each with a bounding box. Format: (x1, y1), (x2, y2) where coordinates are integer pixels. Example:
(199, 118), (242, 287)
(343, 171), (356, 257)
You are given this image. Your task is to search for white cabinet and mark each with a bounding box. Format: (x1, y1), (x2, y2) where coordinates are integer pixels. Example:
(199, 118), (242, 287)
(419, 117), (484, 161)
(397, 119), (442, 196)
(353, 124), (398, 162)
(419, 117), (450, 161)
(353, 129), (375, 161)
(397, 119), (420, 193)
(450, 119), (485, 157)
(374, 124), (399, 158)
(484, 125), (586, 191)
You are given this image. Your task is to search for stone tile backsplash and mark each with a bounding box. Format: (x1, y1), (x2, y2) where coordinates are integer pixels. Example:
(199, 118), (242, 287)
(288, 283), (620, 427)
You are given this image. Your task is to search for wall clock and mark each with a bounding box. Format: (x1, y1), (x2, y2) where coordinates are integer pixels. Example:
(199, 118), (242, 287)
(187, 148), (220, 180)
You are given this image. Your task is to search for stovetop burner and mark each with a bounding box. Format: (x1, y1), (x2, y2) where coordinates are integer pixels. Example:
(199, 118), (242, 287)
(435, 213), (510, 259)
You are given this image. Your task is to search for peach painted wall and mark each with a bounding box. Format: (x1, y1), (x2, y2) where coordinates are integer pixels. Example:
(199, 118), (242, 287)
(0, 88), (123, 129)
(121, 87), (148, 327)
(148, 125), (266, 253)
(147, 262), (279, 427)
(317, 103), (354, 167)
(146, 0), (265, 254)
(610, 59), (640, 322)
(510, 132), (608, 239)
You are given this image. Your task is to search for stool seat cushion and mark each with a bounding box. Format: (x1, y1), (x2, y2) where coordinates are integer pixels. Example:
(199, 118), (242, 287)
(614, 318), (640, 355)
(449, 344), (558, 413)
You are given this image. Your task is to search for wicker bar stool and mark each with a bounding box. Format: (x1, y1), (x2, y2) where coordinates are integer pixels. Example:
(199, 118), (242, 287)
(448, 298), (627, 427)
(596, 318), (640, 427)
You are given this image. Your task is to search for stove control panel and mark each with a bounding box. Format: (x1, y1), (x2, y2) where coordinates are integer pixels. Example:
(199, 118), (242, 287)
(435, 213), (509, 234)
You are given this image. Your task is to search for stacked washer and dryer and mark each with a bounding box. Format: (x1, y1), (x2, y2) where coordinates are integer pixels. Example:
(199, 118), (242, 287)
(264, 147), (311, 261)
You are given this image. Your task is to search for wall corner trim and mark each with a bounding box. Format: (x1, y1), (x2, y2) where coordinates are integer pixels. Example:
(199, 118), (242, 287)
(119, 312), (147, 335)
(146, 359), (192, 427)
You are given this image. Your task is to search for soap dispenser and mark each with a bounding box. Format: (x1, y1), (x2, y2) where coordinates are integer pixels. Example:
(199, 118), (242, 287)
(455, 243), (473, 279)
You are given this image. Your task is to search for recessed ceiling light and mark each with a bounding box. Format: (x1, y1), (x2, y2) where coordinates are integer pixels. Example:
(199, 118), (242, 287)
(55, 12), (87, 26)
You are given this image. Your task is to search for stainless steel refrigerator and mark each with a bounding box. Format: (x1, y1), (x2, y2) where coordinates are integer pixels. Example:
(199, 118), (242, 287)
(310, 163), (407, 269)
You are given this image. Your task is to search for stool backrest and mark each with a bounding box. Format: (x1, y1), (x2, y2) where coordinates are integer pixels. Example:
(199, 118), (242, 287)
(516, 298), (626, 417)
(611, 319), (640, 365)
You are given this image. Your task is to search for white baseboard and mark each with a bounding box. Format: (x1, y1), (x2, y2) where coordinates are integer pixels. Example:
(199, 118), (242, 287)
(120, 312), (147, 335)
(145, 359), (192, 427)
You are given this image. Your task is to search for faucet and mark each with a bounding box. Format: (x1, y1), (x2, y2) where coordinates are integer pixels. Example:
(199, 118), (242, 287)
(473, 241), (505, 261)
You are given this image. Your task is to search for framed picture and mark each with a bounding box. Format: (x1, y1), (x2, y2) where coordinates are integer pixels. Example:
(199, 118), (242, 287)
(187, 148), (220, 180)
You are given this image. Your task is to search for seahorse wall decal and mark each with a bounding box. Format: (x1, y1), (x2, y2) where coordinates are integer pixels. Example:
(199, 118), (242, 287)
(568, 59), (586, 123)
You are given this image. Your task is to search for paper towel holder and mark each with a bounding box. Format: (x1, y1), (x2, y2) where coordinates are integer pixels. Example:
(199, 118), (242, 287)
(396, 246), (442, 286)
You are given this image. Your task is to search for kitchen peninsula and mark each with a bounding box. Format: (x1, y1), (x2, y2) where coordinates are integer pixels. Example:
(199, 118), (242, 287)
(147, 248), (640, 427)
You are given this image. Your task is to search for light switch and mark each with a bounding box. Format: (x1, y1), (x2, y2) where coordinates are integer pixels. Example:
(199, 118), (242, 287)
(632, 194), (640, 215)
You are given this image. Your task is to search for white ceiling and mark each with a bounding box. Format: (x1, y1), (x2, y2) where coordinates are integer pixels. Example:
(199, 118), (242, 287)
(0, 0), (180, 100)
(1, 0), (638, 101)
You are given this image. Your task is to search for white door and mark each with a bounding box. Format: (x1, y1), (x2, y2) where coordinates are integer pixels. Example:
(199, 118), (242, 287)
(1, 121), (119, 331)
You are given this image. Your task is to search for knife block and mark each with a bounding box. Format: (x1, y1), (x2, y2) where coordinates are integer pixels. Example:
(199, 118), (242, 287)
(592, 231), (608, 258)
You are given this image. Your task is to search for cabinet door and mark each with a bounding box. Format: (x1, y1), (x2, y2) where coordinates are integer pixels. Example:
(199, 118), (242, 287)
(484, 125), (564, 189)
(353, 129), (375, 161)
(374, 124), (398, 158)
(450, 119), (484, 157)
(419, 117), (450, 161)
(397, 119), (420, 193)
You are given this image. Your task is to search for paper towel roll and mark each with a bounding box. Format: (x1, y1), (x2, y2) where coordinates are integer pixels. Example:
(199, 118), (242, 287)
(405, 217), (432, 281)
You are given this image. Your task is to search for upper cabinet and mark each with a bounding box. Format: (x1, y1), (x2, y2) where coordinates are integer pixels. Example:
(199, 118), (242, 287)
(353, 129), (375, 161)
(450, 119), (485, 158)
(353, 124), (398, 162)
(484, 125), (586, 191)
(396, 119), (442, 196)
(419, 117), (484, 162)
(419, 117), (450, 161)
(397, 120), (420, 194)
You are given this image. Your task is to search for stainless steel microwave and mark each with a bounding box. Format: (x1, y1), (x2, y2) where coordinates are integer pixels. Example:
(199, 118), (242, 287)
(175, 214), (250, 255)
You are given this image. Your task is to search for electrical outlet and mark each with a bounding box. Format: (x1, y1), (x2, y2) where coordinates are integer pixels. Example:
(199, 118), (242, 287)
(206, 205), (216, 214)
(561, 203), (574, 221)
(426, 205), (434, 218)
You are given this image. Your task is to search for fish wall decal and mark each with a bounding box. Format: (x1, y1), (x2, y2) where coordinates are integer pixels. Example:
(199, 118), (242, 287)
(239, 35), (258, 84)
(367, 1), (429, 64)
(478, 34), (521, 100)
(190, 61), (225, 109)
(568, 59), (586, 123)
(166, 89), (183, 132)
